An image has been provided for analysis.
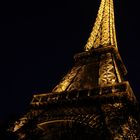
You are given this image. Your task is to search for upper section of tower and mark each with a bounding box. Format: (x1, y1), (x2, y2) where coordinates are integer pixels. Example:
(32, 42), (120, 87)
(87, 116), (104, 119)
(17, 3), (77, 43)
(51, 0), (127, 93)
(85, 0), (117, 51)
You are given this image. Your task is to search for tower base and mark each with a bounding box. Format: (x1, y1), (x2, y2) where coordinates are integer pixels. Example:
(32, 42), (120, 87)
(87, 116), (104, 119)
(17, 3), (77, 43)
(10, 82), (140, 140)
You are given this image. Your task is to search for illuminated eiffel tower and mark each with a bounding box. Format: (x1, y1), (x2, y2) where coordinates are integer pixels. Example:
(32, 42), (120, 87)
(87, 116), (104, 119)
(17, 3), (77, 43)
(10, 0), (140, 139)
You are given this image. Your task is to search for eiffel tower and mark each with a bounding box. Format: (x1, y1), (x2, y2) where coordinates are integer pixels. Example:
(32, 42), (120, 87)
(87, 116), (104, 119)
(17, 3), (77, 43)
(9, 0), (140, 139)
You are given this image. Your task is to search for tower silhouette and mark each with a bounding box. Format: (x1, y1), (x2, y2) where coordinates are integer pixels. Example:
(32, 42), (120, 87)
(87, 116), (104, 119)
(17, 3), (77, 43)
(9, 0), (140, 139)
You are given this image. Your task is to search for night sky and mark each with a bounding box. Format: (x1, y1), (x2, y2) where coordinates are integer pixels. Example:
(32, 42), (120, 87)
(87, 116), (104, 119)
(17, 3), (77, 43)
(0, 0), (140, 130)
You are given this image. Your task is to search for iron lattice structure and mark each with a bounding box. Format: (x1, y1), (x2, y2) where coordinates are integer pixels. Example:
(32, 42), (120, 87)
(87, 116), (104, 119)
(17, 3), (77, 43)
(9, 0), (140, 139)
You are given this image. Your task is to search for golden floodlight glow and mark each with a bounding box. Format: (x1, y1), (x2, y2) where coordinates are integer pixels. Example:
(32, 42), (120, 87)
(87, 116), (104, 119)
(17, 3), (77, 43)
(85, 0), (117, 51)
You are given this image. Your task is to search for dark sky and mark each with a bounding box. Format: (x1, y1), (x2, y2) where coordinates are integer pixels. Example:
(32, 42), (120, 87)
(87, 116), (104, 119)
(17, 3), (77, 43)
(0, 0), (140, 125)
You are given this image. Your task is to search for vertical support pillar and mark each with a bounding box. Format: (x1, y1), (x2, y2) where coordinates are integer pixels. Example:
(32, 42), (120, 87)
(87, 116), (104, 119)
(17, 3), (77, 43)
(99, 53), (117, 86)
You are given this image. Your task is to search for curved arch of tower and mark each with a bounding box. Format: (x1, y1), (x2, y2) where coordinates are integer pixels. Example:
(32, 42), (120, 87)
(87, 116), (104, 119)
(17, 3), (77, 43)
(9, 0), (140, 139)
